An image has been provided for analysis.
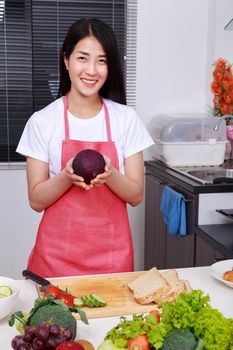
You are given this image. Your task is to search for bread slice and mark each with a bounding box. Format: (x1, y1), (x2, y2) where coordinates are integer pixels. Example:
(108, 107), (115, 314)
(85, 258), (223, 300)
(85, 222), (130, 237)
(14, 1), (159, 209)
(127, 267), (169, 304)
(182, 279), (192, 293)
(161, 269), (179, 285)
(154, 280), (186, 303)
(128, 267), (192, 305)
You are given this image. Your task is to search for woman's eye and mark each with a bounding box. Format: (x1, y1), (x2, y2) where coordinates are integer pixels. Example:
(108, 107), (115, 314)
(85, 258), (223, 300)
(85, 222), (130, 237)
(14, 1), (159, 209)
(78, 56), (87, 62)
(99, 59), (107, 65)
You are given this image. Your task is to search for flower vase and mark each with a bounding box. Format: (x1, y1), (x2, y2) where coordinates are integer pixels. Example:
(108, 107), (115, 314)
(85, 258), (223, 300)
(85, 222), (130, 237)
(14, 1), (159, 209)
(226, 125), (233, 160)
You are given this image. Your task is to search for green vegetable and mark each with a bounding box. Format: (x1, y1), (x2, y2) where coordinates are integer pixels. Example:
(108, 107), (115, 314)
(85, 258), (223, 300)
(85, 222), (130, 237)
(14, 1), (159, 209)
(74, 297), (84, 308)
(81, 294), (106, 307)
(30, 304), (77, 338)
(97, 339), (126, 350)
(9, 294), (88, 338)
(105, 314), (166, 349)
(194, 307), (233, 350)
(0, 285), (13, 297)
(100, 290), (233, 350)
(160, 290), (233, 350)
(161, 329), (202, 350)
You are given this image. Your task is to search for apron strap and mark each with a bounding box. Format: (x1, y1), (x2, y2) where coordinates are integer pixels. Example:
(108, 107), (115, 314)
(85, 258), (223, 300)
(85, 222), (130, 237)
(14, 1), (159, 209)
(102, 99), (112, 142)
(63, 94), (112, 142)
(63, 95), (70, 141)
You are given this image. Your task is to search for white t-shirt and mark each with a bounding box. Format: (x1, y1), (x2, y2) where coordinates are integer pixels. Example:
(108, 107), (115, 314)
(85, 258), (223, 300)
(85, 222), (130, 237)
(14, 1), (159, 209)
(16, 97), (154, 177)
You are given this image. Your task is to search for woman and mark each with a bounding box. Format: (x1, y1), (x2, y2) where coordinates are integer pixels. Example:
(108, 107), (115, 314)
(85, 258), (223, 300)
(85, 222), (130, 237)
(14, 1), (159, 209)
(17, 18), (154, 278)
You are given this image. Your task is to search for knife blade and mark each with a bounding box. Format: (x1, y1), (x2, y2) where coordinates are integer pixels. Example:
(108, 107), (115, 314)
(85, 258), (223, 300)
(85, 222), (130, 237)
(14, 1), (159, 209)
(22, 269), (76, 300)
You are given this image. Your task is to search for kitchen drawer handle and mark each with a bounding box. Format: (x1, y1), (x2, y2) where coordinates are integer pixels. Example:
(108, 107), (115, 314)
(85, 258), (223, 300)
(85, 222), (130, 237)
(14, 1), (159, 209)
(184, 198), (195, 203)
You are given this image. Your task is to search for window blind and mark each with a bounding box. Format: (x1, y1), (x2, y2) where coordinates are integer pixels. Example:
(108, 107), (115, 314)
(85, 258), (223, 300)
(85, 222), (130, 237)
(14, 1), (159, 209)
(0, 0), (137, 163)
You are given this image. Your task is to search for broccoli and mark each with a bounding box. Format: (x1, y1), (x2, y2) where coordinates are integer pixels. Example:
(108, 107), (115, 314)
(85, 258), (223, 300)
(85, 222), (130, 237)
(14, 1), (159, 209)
(161, 329), (204, 350)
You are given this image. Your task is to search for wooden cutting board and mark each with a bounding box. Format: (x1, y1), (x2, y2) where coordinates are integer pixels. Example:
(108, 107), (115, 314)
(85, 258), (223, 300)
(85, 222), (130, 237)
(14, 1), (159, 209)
(40, 271), (156, 319)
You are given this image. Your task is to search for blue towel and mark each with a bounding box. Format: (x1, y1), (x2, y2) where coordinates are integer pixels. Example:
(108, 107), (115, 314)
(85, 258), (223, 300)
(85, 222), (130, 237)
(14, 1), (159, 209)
(160, 186), (187, 236)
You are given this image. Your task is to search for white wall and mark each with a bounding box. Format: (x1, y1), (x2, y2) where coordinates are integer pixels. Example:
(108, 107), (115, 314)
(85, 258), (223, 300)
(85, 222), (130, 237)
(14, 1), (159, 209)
(0, 169), (41, 278)
(1, 0), (232, 278)
(132, 0), (210, 272)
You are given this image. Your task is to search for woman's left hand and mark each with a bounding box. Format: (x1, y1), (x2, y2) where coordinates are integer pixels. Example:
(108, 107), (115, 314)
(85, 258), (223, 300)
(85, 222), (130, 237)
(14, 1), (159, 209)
(91, 155), (113, 187)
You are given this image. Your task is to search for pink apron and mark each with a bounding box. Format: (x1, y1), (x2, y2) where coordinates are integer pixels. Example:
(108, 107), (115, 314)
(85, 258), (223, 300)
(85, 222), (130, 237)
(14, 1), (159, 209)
(27, 95), (134, 278)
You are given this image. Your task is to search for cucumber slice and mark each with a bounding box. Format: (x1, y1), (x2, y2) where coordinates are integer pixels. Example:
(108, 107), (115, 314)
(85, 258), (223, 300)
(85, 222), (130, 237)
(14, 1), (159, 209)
(0, 285), (12, 297)
(74, 297), (84, 308)
(0, 293), (8, 299)
(81, 294), (106, 307)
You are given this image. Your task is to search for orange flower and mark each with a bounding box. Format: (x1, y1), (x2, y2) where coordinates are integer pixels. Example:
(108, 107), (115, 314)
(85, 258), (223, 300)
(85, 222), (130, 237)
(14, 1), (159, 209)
(211, 58), (233, 122)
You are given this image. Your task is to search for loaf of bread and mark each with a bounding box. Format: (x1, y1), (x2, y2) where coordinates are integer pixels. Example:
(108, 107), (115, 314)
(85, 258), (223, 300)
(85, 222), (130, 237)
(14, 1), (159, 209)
(128, 267), (192, 305)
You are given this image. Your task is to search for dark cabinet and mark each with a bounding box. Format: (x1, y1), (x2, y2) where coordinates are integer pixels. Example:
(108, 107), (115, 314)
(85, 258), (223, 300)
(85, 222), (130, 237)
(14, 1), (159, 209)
(144, 161), (232, 269)
(144, 172), (196, 270)
(195, 235), (226, 266)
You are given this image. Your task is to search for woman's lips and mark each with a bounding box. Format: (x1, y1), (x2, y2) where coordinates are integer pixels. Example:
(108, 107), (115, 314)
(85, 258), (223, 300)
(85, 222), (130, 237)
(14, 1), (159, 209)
(81, 78), (97, 86)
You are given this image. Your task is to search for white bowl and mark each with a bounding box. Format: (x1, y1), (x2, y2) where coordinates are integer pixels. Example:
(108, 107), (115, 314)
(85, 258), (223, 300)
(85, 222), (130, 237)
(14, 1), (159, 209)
(0, 276), (19, 320)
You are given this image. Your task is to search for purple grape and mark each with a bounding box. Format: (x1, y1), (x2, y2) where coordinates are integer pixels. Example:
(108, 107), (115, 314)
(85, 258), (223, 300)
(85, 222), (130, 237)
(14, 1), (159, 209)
(44, 336), (58, 349)
(35, 326), (49, 341)
(48, 324), (60, 336)
(62, 327), (73, 340)
(32, 337), (44, 350)
(11, 335), (25, 350)
(24, 325), (37, 336)
(23, 333), (34, 344)
(17, 344), (31, 350)
(54, 335), (66, 345)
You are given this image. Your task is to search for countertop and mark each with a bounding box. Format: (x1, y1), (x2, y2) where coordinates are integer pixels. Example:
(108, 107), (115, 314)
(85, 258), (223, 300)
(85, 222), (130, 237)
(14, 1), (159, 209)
(145, 159), (233, 194)
(197, 224), (233, 258)
(0, 266), (233, 349)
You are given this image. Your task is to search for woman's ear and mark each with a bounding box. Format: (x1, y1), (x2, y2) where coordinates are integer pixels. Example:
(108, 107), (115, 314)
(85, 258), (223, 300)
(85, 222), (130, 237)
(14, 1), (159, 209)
(64, 55), (69, 70)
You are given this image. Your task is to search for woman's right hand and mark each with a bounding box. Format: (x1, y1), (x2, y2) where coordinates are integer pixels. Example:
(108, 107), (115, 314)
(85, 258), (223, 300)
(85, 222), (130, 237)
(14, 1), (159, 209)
(65, 158), (93, 190)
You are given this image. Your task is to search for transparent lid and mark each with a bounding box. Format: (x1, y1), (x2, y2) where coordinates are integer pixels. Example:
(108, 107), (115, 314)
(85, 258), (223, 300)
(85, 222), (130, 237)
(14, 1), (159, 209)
(151, 114), (227, 142)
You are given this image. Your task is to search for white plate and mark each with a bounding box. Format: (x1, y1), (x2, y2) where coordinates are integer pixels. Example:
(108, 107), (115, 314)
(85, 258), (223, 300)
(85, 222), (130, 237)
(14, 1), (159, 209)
(210, 259), (233, 288)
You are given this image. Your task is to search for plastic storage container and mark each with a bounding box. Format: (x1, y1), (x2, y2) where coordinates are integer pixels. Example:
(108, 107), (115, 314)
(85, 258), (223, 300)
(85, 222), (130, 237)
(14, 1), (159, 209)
(150, 114), (227, 166)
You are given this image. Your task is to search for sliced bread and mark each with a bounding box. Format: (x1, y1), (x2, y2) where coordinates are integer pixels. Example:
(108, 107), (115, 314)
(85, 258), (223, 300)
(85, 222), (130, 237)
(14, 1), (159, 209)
(161, 269), (179, 285)
(127, 267), (169, 304)
(153, 280), (186, 304)
(128, 267), (192, 305)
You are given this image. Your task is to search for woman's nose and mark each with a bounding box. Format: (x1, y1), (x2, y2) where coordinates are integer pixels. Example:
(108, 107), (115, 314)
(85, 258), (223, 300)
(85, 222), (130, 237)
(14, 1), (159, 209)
(86, 61), (96, 75)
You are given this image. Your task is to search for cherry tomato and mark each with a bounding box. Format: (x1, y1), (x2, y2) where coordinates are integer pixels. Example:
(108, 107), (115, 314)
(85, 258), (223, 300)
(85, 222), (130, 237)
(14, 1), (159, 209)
(58, 292), (74, 307)
(56, 341), (84, 350)
(128, 334), (150, 350)
(44, 285), (61, 298)
(149, 309), (160, 323)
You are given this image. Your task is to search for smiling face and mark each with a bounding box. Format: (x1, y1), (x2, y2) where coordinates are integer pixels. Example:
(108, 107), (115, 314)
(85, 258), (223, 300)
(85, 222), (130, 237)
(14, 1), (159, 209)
(64, 36), (108, 99)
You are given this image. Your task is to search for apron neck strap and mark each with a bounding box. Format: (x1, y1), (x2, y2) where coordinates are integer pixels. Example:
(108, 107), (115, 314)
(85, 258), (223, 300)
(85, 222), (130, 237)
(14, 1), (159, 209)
(63, 94), (112, 142)
(63, 95), (69, 140)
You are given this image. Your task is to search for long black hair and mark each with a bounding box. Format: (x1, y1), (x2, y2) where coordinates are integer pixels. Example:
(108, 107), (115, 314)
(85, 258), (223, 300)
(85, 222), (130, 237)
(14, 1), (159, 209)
(57, 18), (126, 105)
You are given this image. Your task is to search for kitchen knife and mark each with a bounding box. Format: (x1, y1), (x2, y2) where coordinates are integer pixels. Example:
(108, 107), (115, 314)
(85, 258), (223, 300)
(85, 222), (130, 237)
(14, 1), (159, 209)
(22, 269), (52, 287)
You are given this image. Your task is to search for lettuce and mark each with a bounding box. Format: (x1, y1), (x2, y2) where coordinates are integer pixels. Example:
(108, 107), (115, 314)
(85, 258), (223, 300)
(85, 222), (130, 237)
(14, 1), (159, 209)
(102, 290), (233, 350)
(161, 290), (233, 350)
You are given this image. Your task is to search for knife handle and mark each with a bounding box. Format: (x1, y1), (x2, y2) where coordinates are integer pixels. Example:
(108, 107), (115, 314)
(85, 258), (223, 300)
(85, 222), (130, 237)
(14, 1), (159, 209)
(22, 269), (51, 286)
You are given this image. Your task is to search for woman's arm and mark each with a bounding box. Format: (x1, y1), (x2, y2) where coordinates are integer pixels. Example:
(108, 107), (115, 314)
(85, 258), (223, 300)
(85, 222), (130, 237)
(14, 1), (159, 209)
(94, 152), (144, 206)
(26, 157), (74, 212)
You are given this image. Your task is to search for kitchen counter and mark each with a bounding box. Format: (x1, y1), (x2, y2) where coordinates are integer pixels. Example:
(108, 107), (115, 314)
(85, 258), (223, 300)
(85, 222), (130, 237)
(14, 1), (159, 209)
(0, 266), (233, 349)
(145, 159), (233, 194)
(197, 224), (233, 258)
